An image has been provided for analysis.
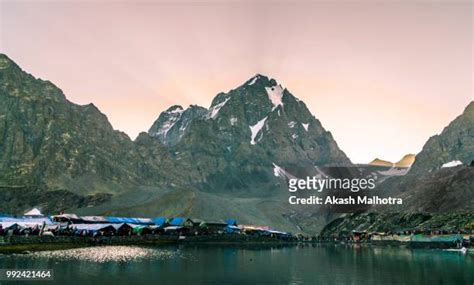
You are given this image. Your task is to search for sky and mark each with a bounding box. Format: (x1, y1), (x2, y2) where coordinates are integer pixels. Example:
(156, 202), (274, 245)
(0, 0), (472, 163)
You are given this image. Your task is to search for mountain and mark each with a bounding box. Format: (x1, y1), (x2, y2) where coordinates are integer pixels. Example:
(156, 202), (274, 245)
(387, 101), (474, 212)
(368, 158), (393, 167)
(333, 102), (473, 237)
(0, 56), (353, 233)
(0, 54), (181, 212)
(148, 105), (207, 146)
(394, 154), (415, 168)
(376, 101), (474, 212)
(134, 74), (354, 232)
(368, 154), (415, 168)
(320, 101), (474, 237)
(0, 54), (140, 190)
(153, 74), (352, 194)
(2, 53), (471, 235)
(410, 102), (474, 173)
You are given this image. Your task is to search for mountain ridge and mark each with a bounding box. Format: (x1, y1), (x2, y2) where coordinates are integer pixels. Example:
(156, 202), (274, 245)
(368, 154), (416, 168)
(0, 54), (352, 233)
(1, 53), (472, 235)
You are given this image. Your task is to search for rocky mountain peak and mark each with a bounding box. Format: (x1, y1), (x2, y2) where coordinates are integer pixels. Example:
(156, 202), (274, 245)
(0, 54), (66, 103)
(242, 74), (276, 87)
(147, 74), (351, 167)
(0, 55), (151, 191)
(148, 104), (207, 146)
(166, 105), (184, 113)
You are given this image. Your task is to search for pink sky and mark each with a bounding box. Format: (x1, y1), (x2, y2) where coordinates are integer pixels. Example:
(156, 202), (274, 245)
(1, 0), (472, 163)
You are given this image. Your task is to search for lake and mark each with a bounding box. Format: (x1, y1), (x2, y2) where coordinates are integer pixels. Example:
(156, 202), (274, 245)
(0, 244), (472, 284)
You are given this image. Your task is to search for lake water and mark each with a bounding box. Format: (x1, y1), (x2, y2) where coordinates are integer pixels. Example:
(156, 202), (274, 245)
(0, 244), (472, 284)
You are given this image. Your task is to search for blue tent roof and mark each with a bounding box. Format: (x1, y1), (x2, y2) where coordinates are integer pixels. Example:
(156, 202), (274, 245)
(152, 217), (166, 226)
(169, 217), (185, 226)
(105, 216), (153, 225)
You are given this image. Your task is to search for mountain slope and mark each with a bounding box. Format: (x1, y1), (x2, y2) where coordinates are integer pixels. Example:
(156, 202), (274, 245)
(369, 158), (393, 167)
(148, 105), (207, 146)
(410, 102), (474, 173)
(394, 154), (415, 168)
(136, 74), (354, 232)
(320, 101), (474, 237)
(0, 54), (166, 195)
(368, 154), (415, 168)
(378, 102), (474, 212)
(161, 75), (351, 193)
(0, 56), (353, 233)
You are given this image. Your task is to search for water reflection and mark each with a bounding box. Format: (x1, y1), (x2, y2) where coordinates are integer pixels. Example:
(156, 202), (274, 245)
(28, 246), (183, 263)
(0, 244), (472, 285)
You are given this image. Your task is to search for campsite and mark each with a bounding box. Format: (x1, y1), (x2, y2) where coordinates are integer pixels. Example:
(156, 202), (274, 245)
(0, 208), (296, 252)
(0, 208), (473, 253)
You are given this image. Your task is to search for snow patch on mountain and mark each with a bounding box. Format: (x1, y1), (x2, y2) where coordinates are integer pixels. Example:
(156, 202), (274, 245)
(265, 85), (284, 111)
(208, 97), (230, 119)
(302, 123), (309, 131)
(249, 117), (267, 145)
(288, 121), (297, 128)
(169, 107), (184, 114)
(230, 117), (238, 126)
(179, 123), (188, 131)
(248, 75), (259, 86)
(441, 160), (463, 168)
(273, 163), (296, 179)
(377, 167), (409, 176)
(150, 111), (183, 138)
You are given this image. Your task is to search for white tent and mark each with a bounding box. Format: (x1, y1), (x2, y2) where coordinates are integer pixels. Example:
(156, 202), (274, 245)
(24, 208), (43, 216)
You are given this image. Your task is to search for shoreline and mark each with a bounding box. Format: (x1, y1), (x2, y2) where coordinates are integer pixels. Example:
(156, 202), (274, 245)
(0, 235), (298, 253)
(1, 235), (472, 254)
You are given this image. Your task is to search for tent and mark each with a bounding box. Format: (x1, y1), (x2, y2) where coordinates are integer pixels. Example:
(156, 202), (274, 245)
(1, 222), (22, 230)
(152, 217), (167, 227)
(112, 223), (133, 235)
(134, 218), (154, 225)
(0, 217), (52, 226)
(131, 225), (147, 235)
(164, 226), (183, 231)
(80, 216), (108, 223)
(51, 214), (81, 223)
(164, 225), (189, 235)
(0, 222), (44, 232)
(71, 224), (117, 236)
(169, 217), (185, 226)
(24, 208), (43, 216)
(105, 216), (154, 225)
